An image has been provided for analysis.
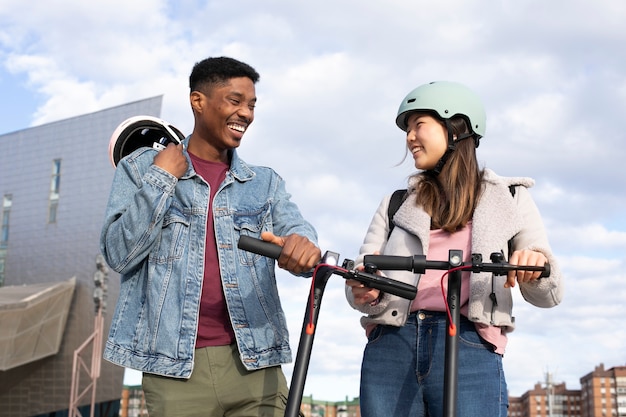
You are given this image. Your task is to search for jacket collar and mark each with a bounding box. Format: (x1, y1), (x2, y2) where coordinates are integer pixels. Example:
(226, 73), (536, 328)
(392, 169), (534, 254)
(228, 150), (255, 182)
(180, 136), (255, 182)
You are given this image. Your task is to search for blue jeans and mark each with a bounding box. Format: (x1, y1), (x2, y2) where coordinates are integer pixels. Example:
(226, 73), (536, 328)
(360, 311), (508, 417)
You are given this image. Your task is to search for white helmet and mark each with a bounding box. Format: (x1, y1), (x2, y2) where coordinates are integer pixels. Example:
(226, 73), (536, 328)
(108, 115), (185, 167)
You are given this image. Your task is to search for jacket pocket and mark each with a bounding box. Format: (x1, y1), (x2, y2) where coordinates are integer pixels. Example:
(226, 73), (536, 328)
(149, 203), (190, 263)
(233, 203), (271, 265)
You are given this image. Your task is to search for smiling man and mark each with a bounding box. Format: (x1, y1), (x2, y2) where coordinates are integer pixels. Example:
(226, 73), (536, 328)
(101, 57), (321, 417)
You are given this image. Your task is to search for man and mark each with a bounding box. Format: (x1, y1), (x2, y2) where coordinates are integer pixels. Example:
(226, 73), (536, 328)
(101, 57), (321, 417)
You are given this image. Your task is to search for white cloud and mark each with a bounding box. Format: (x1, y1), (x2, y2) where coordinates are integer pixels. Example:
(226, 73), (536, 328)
(550, 224), (626, 255)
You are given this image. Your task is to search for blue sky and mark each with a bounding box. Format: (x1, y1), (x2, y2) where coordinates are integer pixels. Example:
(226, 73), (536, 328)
(0, 70), (36, 133)
(1, 0), (625, 401)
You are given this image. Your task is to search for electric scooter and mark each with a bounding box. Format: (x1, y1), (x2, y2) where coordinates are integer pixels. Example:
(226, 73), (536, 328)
(238, 236), (549, 417)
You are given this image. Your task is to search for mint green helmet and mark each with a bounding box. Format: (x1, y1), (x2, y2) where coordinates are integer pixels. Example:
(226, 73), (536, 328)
(395, 81), (486, 140)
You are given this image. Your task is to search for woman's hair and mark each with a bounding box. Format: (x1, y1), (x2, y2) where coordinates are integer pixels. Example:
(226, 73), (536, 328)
(412, 115), (484, 232)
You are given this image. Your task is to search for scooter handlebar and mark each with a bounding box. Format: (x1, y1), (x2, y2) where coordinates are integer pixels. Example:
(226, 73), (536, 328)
(237, 236), (417, 300)
(238, 235), (283, 259)
(363, 253), (550, 278)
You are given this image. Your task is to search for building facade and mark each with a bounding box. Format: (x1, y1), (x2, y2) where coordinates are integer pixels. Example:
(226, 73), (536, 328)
(300, 395), (361, 417)
(580, 364), (626, 417)
(119, 385), (148, 417)
(508, 364), (626, 417)
(508, 380), (581, 417)
(0, 96), (163, 417)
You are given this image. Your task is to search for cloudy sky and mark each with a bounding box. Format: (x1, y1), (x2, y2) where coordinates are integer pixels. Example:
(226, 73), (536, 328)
(2, 0), (625, 402)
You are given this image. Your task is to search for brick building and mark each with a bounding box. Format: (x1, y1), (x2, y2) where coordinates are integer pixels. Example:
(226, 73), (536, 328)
(580, 363), (626, 417)
(508, 380), (581, 417)
(119, 385), (148, 417)
(508, 364), (626, 417)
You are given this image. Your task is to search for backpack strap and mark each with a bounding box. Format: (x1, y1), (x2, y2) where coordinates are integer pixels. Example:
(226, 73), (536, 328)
(507, 184), (519, 256)
(387, 185), (518, 240)
(387, 189), (407, 238)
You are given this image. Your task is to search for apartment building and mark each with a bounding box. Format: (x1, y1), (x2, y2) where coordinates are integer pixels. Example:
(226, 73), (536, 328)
(509, 380), (581, 417)
(509, 364), (626, 417)
(119, 385), (148, 417)
(580, 363), (626, 417)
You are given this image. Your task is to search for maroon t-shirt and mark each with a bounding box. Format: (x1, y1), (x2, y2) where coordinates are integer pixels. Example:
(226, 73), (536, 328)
(188, 151), (235, 347)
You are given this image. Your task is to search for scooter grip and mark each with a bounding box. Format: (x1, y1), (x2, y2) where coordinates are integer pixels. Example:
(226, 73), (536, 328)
(363, 255), (416, 271)
(238, 236), (282, 259)
(353, 271), (417, 300)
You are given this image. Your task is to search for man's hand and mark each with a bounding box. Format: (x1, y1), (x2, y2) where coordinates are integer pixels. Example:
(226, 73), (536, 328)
(153, 143), (188, 178)
(260, 231), (321, 274)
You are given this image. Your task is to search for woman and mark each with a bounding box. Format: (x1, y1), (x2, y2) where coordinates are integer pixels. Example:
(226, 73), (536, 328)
(345, 81), (563, 417)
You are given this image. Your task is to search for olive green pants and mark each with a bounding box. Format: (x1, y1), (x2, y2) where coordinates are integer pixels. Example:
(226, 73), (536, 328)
(143, 344), (290, 417)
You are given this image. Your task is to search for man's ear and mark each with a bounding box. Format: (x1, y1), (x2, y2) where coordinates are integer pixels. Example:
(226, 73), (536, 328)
(190, 91), (203, 113)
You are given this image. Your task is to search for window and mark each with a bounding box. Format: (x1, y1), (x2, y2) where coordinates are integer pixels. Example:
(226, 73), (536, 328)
(1, 195), (10, 247)
(0, 258), (5, 287)
(0, 194), (11, 287)
(49, 159), (61, 223)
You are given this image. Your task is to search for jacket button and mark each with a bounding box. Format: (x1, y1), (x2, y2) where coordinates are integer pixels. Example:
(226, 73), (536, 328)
(391, 310), (398, 316)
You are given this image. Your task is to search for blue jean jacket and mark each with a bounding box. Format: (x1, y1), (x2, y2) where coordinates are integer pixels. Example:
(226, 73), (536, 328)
(100, 143), (318, 378)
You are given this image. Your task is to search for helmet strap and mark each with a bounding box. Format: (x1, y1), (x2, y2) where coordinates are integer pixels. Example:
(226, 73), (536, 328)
(427, 121), (476, 175)
(428, 120), (456, 176)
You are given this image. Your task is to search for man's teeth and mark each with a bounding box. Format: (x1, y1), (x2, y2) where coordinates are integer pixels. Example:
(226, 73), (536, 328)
(228, 124), (245, 132)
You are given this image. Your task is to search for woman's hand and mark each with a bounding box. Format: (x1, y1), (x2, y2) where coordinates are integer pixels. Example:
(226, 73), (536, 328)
(505, 249), (548, 288)
(346, 265), (381, 305)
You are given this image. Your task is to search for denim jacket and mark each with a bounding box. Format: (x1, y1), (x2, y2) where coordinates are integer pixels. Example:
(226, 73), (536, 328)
(100, 141), (318, 378)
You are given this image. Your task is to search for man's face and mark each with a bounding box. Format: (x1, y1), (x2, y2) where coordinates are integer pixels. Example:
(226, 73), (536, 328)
(196, 76), (257, 151)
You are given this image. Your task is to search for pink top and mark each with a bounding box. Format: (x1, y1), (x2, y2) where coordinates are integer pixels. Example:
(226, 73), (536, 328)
(410, 222), (507, 354)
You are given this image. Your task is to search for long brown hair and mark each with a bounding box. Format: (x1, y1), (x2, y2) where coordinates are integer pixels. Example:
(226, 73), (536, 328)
(412, 116), (484, 232)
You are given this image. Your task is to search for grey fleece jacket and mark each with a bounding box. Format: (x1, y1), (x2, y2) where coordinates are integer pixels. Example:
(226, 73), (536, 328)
(346, 169), (563, 333)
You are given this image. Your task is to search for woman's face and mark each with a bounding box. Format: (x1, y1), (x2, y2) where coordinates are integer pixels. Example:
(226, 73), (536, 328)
(405, 112), (448, 170)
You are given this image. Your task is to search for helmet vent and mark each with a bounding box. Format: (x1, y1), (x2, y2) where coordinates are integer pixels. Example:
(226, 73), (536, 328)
(407, 98), (416, 103)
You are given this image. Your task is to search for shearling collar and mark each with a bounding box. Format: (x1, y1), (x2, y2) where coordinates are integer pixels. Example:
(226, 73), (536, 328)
(392, 169), (535, 255)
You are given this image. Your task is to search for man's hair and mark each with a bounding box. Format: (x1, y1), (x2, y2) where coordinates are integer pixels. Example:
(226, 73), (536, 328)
(189, 57), (260, 93)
